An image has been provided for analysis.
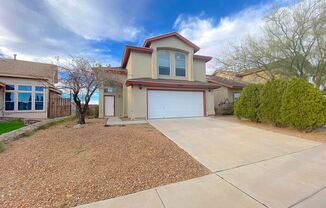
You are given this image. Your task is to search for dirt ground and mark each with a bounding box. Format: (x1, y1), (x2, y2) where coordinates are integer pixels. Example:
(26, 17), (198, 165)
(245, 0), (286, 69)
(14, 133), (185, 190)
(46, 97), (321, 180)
(0, 119), (209, 208)
(217, 116), (326, 143)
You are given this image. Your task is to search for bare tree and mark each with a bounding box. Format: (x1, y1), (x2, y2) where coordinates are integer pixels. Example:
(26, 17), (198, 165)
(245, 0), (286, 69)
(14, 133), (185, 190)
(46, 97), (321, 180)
(217, 0), (326, 88)
(59, 56), (107, 124)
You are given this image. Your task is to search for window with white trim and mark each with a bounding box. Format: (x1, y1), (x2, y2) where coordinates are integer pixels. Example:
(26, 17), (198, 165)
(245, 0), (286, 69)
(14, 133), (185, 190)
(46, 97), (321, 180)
(18, 85), (32, 111)
(158, 50), (170, 75)
(35, 86), (44, 110)
(5, 85), (15, 111)
(175, 52), (186, 76)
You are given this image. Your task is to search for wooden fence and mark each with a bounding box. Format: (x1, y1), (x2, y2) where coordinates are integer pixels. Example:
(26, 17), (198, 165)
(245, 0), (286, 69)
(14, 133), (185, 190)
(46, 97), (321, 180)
(48, 97), (71, 118)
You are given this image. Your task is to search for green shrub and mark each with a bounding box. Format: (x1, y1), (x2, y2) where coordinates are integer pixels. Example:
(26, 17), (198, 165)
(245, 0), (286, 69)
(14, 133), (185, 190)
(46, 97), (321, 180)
(258, 79), (287, 126)
(280, 78), (326, 132)
(234, 84), (263, 122)
(0, 141), (6, 153)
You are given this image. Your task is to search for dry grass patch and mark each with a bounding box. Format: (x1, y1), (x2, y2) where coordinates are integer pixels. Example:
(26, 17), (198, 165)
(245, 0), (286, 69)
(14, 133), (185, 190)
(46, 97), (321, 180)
(0, 119), (209, 208)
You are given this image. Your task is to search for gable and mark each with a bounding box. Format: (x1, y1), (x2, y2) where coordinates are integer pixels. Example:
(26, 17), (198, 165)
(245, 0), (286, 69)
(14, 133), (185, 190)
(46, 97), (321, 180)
(143, 32), (200, 52)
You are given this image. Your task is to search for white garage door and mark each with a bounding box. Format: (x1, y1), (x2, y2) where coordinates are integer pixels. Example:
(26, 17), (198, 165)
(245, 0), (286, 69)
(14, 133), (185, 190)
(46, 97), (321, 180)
(148, 90), (204, 119)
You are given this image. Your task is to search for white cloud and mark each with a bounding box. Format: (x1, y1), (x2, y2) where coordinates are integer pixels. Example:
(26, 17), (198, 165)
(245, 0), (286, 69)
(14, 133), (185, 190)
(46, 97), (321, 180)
(174, 5), (272, 74)
(45, 0), (143, 41)
(0, 0), (147, 65)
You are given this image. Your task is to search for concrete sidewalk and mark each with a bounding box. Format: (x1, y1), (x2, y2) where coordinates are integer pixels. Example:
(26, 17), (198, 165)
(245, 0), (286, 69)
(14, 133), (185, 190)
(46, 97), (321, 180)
(77, 174), (265, 208)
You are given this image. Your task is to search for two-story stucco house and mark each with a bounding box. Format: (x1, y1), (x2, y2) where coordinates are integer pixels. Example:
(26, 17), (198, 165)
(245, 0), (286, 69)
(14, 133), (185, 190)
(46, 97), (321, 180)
(99, 32), (219, 119)
(0, 58), (61, 119)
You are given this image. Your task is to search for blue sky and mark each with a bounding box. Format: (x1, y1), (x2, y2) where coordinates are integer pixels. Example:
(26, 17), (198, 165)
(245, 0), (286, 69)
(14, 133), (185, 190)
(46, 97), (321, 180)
(0, 0), (288, 103)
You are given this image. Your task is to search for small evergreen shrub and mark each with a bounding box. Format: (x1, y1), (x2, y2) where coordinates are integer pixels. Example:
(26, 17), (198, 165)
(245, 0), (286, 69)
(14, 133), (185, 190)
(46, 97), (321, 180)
(258, 79), (287, 126)
(234, 84), (262, 122)
(280, 78), (326, 132)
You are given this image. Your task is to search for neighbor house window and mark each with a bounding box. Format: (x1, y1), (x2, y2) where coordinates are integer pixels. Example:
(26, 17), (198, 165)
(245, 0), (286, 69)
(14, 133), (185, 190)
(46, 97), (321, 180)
(5, 85), (15, 111)
(35, 93), (44, 110)
(175, 52), (186, 76)
(233, 92), (241, 101)
(35, 86), (44, 92)
(18, 85), (32, 91)
(18, 85), (32, 110)
(158, 50), (170, 75)
(35, 86), (44, 110)
(5, 85), (14, 91)
(18, 92), (32, 110)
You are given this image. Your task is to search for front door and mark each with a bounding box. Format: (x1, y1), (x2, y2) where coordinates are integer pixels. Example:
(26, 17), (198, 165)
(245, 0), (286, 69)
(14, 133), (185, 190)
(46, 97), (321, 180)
(105, 96), (114, 117)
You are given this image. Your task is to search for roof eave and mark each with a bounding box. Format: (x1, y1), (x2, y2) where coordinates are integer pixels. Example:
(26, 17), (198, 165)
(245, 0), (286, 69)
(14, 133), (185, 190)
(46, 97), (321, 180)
(125, 80), (220, 89)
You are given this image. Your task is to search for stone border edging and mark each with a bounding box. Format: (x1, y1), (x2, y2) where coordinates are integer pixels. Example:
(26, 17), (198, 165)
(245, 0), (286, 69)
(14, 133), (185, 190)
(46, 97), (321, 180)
(0, 116), (72, 143)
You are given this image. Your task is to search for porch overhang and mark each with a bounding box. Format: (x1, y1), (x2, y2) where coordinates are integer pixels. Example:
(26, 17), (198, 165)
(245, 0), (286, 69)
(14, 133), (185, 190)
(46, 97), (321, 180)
(125, 78), (220, 90)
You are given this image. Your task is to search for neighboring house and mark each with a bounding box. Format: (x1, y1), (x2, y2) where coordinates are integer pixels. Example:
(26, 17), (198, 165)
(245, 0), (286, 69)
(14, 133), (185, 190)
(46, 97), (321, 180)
(99, 32), (219, 119)
(0, 58), (61, 119)
(207, 75), (247, 108)
(213, 69), (269, 84)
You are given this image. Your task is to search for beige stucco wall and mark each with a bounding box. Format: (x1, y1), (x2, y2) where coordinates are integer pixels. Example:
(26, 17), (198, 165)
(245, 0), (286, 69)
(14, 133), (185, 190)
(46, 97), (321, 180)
(0, 77), (49, 119)
(193, 60), (206, 82)
(241, 71), (269, 84)
(206, 90), (215, 116)
(213, 87), (241, 107)
(128, 52), (152, 79)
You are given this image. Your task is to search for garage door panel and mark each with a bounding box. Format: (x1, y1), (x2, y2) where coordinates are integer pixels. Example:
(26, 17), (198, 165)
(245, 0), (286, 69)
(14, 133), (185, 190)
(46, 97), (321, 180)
(148, 90), (204, 119)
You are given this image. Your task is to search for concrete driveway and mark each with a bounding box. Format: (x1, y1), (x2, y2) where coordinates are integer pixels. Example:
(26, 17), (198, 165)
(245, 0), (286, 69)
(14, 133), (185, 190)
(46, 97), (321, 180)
(78, 117), (326, 208)
(149, 117), (320, 172)
(149, 117), (326, 208)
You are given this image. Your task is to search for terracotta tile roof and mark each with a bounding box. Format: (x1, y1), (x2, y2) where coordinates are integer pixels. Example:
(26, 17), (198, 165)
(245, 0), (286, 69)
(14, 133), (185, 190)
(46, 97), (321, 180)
(0, 59), (58, 83)
(126, 78), (220, 89)
(207, 75), (247, 89)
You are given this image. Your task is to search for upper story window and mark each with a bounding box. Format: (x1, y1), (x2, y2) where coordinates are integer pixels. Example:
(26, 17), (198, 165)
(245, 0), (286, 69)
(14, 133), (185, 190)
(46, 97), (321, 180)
(158, 50), (170, 75)
(175, 52), (186, 76)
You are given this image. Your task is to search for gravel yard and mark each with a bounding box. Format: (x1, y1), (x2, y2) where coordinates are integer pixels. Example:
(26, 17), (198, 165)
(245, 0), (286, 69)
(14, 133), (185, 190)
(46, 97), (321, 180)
(0, 119), (209, 208)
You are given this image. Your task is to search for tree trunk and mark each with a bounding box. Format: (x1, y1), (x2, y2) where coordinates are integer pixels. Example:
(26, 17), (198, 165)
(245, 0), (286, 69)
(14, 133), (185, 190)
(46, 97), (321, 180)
(78, 112), (86, 124)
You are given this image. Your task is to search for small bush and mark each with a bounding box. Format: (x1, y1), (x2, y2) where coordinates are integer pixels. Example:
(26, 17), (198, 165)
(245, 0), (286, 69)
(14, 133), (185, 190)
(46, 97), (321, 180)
(281, 78), (326, 132)
(234, 84), (263, 122)
(258, 79), (287, 126)
(0, 141), (6, 153)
